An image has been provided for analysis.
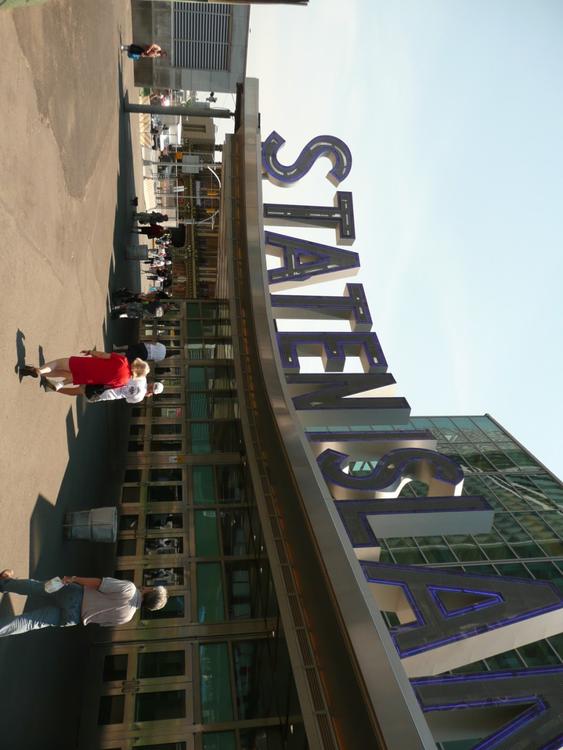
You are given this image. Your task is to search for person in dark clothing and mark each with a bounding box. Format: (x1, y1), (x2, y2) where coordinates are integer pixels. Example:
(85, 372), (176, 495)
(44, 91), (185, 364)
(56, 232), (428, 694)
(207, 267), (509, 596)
(135, 212), (169, 224)
(120, 43), (167, 60)
(131, 224), (167, 239)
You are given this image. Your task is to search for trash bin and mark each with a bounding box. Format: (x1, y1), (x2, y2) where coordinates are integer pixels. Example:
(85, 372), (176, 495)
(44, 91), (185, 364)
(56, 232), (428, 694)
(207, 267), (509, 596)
(64, 507), (118, 542)
(126, 244), (149, 261)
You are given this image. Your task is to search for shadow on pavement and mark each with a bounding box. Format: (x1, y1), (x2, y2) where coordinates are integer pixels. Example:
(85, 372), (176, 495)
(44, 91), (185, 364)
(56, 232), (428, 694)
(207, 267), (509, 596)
(0, 61), (143, 750)
(14, 329), (26, 380)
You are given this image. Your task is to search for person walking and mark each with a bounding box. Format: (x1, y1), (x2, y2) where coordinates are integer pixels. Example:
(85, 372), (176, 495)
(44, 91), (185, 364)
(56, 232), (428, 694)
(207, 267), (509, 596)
(19, 350), (149, 392)
(56, 379), (164, 404)
(120, 43), (167, 60)
(114, 341), (168, 363)
(132, 224), (167, 240)
(135, 211), (169, 225)
(0, 569), (168, 638)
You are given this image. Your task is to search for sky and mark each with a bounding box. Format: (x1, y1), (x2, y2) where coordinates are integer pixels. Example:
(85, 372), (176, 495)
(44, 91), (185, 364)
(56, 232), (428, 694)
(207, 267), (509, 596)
(219, 0), (563, 479)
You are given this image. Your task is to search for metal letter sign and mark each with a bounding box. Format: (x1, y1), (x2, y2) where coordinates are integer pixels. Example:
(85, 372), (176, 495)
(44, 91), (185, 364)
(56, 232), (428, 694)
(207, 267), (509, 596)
(262, 131), (352, 187)
(264, 191), (356, 245)
(412, 666), (563, 750)
(271, 283), (371, 331)
(262, 130), (563, 732)
(265, 232), (359, 289)
(360, 561), (563, 678)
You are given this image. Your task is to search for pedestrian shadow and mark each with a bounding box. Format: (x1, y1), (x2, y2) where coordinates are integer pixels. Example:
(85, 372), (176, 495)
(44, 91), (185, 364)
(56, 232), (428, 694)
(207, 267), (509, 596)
(14, 328), (26, 380)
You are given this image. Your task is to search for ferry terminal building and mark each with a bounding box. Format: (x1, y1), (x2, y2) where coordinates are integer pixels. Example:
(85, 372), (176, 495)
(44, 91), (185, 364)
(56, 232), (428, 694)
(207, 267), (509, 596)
(79, 79), (563, 750)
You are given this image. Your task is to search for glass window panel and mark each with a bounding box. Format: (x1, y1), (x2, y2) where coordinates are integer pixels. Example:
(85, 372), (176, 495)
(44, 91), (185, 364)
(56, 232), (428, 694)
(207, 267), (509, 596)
(539, 540), (563, 556)
(482, 543), (516, 560)
(203, 734), (236, 750)
(195, 511), (220, 557)
(220, 509), (252, 556)
(199, 643), (233, 722)
(240, 727), (307, 750)
(124, 469), (142, 483)
(130, 424), (146, 437)
(386, 537), (416, 549)
(152, 406), (184, 418)
(451, 545), (486, 562)
(508, 541), (544, 558)
(217, 465), (245, 503)
(187, 302), (200, 318)
(119, 515), (138, 531)
(496, 563), (529, 578)
(197, 563), (225, 622)
(391, 548), (426, 564)
(518, 640), (560, 667)
(485, 650), (524, 671)
(191, 423), (211, 454)
(138, 650), (185, 678)
(189, 367), (207, 389)
(421, 546), (456, 564)
(117, 539), (137, 556)
(98, 695), (125, 725)
(527, 562), (563, 590)
(141, 595), (186, 620)
(193, 465), (215, 503)
(233, 638), (300, 721)
(150, 468), (182, 482)
(452, 660), (488, 674)
(483, 451), (516, 470)
(128, 441), (144, 453)
(226, 562), (276, 620)
(152, 424), (182, 436)
(503, 448), (539, 469)
(135, 690), (186, 721)
(188, 320), (203, 337)
(145, 537), (183, 555)
(150, 440), (183, 452)
(190, 393), (209, 419)
(148, 485), (182, 503)
(548, 634), (563, 659)
(517, 513), (556, 538)
(493, 515), (530, 543)
(143, 568), (184, 586)
(136, 743), (187, 750)
(103, 654), (128, 682)
(147, 513), (183, 530)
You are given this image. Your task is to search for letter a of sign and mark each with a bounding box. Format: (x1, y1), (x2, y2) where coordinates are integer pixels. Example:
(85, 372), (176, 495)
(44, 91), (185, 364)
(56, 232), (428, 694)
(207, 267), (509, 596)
(262, 131), (352, 187)
(266, 232), (359, 289)
(411, 666), (563, 750)
(361, 561), (563, 678)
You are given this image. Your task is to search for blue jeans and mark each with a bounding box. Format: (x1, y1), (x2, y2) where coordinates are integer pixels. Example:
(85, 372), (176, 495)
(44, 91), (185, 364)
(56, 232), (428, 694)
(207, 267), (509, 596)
(0, 578), (83, 638)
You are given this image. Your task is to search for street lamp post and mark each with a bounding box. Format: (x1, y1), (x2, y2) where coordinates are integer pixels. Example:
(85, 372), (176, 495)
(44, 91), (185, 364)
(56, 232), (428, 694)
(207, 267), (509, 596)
(123, 102), (233, 119)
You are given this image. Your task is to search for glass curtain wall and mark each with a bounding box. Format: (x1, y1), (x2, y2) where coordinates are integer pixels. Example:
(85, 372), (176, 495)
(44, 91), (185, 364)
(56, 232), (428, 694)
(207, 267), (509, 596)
(84, 300), (307, 750)
(312, 416), (563, 674)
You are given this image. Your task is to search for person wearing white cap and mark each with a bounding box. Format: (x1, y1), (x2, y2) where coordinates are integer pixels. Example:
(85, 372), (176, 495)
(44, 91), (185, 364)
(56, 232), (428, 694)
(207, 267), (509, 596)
(54, 379), (164, 403)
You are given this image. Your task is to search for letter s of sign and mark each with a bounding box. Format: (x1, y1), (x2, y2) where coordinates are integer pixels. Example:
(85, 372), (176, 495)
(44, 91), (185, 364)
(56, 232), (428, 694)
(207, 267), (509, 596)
(262, 131), (352, 187)
(318, 447), (465, 500)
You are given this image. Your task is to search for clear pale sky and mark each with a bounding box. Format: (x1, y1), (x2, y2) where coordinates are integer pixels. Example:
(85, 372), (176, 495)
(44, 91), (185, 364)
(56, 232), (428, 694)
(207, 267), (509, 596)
(221, 0), (563, 479)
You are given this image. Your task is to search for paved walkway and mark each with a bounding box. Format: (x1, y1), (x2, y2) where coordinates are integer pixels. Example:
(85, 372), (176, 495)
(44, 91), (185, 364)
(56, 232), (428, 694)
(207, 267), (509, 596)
(0, 2), (146, 747)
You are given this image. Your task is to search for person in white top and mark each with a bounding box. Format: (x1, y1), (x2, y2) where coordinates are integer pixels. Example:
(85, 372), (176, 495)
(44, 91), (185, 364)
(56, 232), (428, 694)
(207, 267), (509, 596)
(87, 379), (164, 404)
(53, 378), (164, 403)
(0, 569), (168, 637)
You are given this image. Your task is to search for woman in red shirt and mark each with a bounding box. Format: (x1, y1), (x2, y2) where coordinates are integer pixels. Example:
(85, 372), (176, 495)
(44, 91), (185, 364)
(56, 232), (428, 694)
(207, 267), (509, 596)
(20, 350), (149, 391)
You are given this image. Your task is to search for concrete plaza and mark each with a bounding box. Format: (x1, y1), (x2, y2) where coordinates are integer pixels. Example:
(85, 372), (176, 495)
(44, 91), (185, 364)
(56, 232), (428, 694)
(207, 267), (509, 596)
(0, 1), (144, 746)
